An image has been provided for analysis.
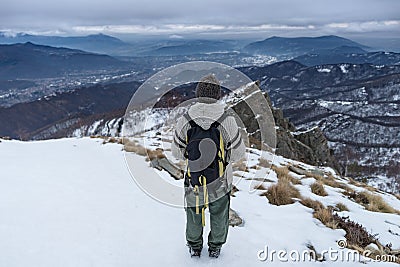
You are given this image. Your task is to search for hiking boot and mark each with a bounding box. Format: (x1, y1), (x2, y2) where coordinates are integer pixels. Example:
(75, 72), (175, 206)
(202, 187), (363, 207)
(208, 248), (220, 258)
(188, 246), (202, 257)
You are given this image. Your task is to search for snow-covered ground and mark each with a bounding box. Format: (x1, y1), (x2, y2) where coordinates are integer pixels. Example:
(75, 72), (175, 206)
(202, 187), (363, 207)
(0, 137), (399, 267)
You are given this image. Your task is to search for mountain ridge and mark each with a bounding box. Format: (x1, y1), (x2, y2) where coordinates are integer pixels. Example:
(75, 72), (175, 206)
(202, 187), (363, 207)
(0, 32), (131, 55)
(243, 35), (369, 56)
(0, 42), (128, 79)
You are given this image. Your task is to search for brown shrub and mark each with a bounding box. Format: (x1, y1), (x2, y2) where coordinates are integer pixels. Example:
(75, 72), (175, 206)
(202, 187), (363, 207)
(311, 182), (328, 196)
(332, 215), (399, 262)
(262, 179), (300, 205)
(332, 214), (376, 248)
(300, 197), (325, 211)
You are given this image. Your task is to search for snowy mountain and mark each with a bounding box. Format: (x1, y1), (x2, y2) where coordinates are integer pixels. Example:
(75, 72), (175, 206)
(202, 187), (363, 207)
(241, 61), (400, 193)
(0, 81), (140, 140)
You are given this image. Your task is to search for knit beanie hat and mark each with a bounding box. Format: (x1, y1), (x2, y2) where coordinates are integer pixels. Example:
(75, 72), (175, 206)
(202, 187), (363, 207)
(195, 74), (221, 100)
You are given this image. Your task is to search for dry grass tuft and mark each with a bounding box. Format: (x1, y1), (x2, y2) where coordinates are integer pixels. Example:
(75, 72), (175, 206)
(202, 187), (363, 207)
(300, 197), (325, 211)
(124, 140), (167, 161)
(123, 141), (147, 156)
(146, 148), (166, 161)
(272, 165), (301, 185)
(262, 179), (300, 206)
(232, 159), (248, 172)
(346, 190), (399, 214)
(272, 165), (289, 178)
(313, 207), (338, 229)
(258, 158), (271, 168)
(396, 194), (400, 201)
(348, 177), (378, 192)
(320, 174), (342, 188)
(307, 173), (350, 192)
(310, 182), (328, 196)
(362, 193), (399, 214)
(304, 171), (324, 181)
(335, 202), (349, 212)
(336, 182), (353, 191)
(348, 178), (358, 186)
(348, 178), (377, 192)
(290, 176), (302, 185)
(90, 135), (122, 144)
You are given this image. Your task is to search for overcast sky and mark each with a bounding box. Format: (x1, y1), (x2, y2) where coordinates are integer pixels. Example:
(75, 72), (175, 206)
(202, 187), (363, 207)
(1, 0), (399, 40)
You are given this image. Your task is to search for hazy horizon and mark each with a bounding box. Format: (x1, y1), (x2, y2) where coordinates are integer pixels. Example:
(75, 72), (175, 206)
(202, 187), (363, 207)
(2, 0), (400, 51)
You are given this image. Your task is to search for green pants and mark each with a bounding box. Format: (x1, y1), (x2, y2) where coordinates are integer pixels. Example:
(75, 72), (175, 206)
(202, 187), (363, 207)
(185, 191), (230, 250)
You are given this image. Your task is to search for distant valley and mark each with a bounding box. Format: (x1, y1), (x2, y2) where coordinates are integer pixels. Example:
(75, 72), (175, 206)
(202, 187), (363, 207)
(0, 33), (399, 192)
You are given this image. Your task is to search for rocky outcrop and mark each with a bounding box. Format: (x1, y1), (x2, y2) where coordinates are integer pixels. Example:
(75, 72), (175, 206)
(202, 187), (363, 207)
(150, 157), (183, 180)
(230, 82), (340, 171)
(274, 107), (339, 169)
(271, 99), (340, 170)
(229, 208), (244, 227)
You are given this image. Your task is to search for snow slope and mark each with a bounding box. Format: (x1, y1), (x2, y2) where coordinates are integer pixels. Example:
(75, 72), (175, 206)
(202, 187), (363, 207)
(0, 137), (399, 267)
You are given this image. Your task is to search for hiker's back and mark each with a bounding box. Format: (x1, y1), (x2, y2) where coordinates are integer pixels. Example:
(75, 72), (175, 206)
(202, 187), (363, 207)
(184, 112), (227, 187)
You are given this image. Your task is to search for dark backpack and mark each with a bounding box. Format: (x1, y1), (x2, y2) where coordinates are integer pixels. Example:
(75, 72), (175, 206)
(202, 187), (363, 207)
(183, 113), (228, 187)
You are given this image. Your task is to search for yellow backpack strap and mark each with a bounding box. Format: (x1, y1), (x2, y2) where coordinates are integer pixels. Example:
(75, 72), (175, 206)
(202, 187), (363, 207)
(194, 185), (199, 214)
(218, 132), (225, 177)
(213, 113), (227, 178)
(201, 208), (206, 227)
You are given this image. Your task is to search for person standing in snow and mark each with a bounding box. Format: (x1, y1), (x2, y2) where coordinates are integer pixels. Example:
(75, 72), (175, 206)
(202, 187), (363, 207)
(172, 74), (245, 258)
